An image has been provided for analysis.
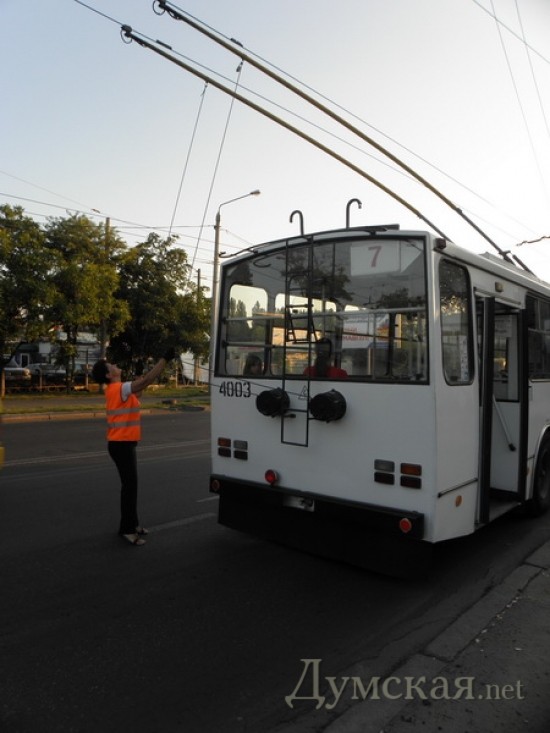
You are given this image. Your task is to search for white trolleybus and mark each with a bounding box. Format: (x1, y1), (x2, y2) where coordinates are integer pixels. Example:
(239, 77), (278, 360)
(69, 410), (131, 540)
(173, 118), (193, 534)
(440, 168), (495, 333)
(209, 223), (550, 573)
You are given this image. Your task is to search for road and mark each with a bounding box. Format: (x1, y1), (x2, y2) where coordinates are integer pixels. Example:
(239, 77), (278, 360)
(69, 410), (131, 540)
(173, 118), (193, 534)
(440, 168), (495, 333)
(1, 412), (550, 733)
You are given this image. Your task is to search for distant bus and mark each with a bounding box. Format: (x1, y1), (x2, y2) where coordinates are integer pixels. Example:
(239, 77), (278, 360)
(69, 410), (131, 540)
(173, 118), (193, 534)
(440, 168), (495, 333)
(179, 351), (209, 385)
(209, 225), (550, 573)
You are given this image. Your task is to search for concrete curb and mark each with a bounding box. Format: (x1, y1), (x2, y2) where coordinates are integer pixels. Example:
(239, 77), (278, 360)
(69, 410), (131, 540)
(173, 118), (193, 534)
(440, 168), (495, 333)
(2, 406), (208, 423)
(323, 541), (550, 733)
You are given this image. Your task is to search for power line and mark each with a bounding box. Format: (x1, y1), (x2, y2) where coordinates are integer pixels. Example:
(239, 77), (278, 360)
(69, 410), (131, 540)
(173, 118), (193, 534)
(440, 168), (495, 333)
(514, 0), (550, 146)
(471, 0), (550, 67)
(168, 82), (209, 239)
(70, 1), (544, 249)
(489, 0), (550, 206)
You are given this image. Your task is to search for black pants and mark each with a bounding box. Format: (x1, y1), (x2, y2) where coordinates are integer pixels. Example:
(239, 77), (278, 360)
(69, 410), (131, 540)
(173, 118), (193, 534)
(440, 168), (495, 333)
(108, 441), (139, 535)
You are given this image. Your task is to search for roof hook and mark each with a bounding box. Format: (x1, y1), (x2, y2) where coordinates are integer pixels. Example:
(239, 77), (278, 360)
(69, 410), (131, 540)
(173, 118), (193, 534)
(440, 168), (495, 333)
(346, 198), (362, 228)
(290, 210), (304, 236)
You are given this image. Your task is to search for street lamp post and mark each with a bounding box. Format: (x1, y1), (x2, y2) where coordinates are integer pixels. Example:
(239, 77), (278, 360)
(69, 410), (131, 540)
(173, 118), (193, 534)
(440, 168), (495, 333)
(209, 190), (261, 382)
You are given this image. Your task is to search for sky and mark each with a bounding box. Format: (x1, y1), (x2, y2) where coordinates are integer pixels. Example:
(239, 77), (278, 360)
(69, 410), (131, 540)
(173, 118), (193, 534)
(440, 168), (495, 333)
(2, 0), (550, 292)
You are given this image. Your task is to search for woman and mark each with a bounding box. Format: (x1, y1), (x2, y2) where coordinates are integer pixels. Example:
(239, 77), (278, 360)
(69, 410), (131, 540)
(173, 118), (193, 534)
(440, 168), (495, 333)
(243, 353), (262, 376)
(92, 347), (176, 546)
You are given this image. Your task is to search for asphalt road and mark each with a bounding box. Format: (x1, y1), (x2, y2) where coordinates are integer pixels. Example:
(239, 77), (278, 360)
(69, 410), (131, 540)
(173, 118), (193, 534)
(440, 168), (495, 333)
(2, 413), (550, 733)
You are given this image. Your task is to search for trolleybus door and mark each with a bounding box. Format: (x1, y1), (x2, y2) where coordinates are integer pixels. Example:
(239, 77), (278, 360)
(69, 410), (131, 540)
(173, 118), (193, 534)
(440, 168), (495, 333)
(477, 296), (527, 523)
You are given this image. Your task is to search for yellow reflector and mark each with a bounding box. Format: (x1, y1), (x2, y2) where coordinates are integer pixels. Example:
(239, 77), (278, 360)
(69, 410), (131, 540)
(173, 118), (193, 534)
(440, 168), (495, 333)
(401, 463), (422, 476)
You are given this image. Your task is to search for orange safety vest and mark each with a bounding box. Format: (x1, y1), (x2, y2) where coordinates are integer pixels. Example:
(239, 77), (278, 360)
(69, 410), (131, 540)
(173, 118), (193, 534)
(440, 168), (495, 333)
(105, 382), (141, 442)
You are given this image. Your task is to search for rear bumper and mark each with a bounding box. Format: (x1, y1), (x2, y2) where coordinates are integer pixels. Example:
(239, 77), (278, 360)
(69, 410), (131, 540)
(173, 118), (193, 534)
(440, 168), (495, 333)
(210, 476), (427, 574)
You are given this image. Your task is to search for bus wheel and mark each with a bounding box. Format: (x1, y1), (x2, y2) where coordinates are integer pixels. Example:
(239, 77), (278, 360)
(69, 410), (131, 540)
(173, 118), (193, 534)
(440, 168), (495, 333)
(528, 435), (550, 517)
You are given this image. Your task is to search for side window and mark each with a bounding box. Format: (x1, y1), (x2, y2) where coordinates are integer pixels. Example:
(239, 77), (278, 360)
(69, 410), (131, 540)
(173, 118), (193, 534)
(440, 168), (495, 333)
(439, 260), (473, 384)
(223, 284), (269, 376)
(527, 295), (550, 379)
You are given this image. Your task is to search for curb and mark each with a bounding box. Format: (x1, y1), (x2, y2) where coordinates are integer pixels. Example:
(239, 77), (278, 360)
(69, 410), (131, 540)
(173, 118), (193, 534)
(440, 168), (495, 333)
(2, 406), (209, 423)
(3, 411), (106, 423)
(323, 541), (550, 732)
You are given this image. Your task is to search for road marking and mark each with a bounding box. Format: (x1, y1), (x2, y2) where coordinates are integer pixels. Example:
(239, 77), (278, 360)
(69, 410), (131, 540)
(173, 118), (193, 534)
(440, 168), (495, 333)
(4, 439), (210, 467)
(196, 496), (219, 503)
(147, 513), (217, 532)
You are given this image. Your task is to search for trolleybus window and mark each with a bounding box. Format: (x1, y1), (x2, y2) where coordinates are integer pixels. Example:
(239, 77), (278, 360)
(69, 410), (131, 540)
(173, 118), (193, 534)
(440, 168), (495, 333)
(527, 295), (550, 380)
(439, 260), (473, 384)
(220, 237), (428, 381)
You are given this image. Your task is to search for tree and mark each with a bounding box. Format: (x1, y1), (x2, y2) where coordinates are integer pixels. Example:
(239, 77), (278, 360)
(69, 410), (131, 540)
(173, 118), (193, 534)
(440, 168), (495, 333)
(44, 214), (129, 384)
(109, 233), (209, 373)
(0, 205), (54, 359)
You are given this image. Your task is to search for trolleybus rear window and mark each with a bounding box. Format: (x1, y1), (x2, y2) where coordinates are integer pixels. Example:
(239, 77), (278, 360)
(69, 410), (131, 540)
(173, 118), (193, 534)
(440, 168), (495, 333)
(220, 237), (428, 382)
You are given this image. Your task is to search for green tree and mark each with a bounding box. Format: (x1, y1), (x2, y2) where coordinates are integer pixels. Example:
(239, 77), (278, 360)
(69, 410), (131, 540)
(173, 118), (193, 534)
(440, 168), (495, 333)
(109, 233), (209, 374)
(44, 214), (128, 384)
(0, 205), (54, 359)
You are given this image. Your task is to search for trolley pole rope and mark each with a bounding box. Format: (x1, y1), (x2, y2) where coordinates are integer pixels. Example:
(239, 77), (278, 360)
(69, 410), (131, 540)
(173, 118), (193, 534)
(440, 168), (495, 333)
(153, 0), (515, 264)
(120, 25), (449, 240)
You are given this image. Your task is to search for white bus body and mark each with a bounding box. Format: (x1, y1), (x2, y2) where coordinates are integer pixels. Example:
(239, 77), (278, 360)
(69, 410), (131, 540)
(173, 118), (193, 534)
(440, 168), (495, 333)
(209, 226), (550, 571)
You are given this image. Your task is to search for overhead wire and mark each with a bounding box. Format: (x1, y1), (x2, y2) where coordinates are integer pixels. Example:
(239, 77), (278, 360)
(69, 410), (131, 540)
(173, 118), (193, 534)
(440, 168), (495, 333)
(152, 1), (526, 264)
(63, 0), (550, 263)
(514, 0), (550, 185)
(0, 190), (244, 268)
(121, 25), (454, 241)
(471, 0), (550, 68)
(168, 82), (209, 239)
(489, 0), (549, 207)
(68, 0), (544, 250)
(155, 1), (550, 251)
(68, 0), (258, 278)
(190, 61), (245, 273)
(160, 4), (504, 212)
(514, 0), (550, 138)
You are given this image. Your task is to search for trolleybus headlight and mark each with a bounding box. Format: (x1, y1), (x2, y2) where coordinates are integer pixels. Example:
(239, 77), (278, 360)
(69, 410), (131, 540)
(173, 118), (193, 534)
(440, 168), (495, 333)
(308, 390), (347, 422)
(256, 388), (290, 417)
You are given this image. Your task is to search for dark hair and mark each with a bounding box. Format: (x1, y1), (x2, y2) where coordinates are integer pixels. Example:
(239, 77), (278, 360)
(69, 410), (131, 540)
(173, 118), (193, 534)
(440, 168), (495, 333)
(316, 337), (332, 355)
(244, 353), (262, 376)
(92, 359), (109, 385)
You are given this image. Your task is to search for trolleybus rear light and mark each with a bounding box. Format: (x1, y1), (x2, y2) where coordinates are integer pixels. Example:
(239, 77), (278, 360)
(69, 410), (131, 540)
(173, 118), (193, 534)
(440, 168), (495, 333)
(217, 437), (231, 458)
(401, 476), (422, 489)
(374, 459), (395, 472)
(399, 517), (413, 534)
(210, 478), (221, 493)
(233, 439), (249, 461)
(265, 469), (279, 485)
(400, 463), (422, 489)
(374, 472), (395, 485)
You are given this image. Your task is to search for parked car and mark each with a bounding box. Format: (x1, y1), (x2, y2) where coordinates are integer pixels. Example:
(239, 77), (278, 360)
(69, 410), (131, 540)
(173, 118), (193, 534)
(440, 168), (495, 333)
(3, 364), (32, 386)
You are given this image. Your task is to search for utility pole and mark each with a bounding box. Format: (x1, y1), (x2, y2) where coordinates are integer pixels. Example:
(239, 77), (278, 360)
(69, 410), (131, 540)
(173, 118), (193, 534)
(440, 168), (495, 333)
(194, 268), (201, 385)
(99, 217), (110, 359)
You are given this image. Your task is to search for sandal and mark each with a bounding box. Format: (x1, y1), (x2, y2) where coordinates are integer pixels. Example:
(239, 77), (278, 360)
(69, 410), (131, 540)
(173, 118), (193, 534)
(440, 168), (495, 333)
(136, 527), (149, 536)
(121, 533), (146, 546)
